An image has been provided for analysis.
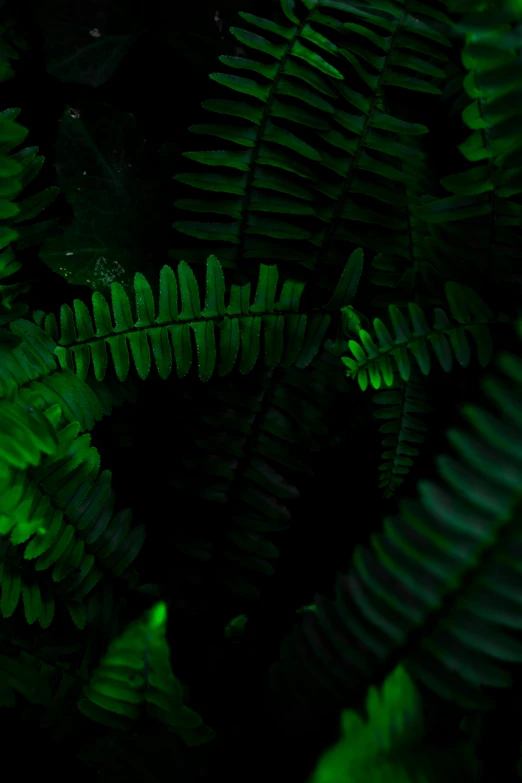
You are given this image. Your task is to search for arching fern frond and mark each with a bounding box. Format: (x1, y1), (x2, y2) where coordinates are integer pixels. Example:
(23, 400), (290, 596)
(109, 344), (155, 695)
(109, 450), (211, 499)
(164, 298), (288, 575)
(290, 311), (522, 712)
(0, 397), (60, 472)
(0, 317), (63, 402)
(173, 6), (343, 267)
(40, 254), (331, 383)
(341, 281), (499, 390)
(78, 601), (215, 745)
(0, 398), (144, 630)
(0, 399), (61, 545)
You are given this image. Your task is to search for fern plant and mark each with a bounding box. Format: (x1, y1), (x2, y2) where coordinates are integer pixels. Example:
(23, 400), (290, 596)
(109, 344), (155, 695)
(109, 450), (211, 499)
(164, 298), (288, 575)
(309, 664), (479, 783)
(2, 0), (522, 781)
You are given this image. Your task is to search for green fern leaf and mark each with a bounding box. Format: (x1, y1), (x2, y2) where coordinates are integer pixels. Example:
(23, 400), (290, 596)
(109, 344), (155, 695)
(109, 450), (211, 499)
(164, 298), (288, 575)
(310, 664), (478, 783)
(0, 394), (143, 629)
(43, 255), (330, 383)
(0, 398), (59, 470)
(78, 601), (214, 743)
(0, 564), (21, 617)
(373, 366), (433, 498)
(292, 312), (522, 710)
(173, 1), (449, 281)
(0, 109), (59, 325)
(412, 5), (522, 288)
(342, 286), (498, 390)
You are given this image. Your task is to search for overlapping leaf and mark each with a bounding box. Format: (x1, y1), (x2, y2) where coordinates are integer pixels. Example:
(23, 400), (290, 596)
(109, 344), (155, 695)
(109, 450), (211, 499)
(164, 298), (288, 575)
(172, 0), (451, 292)
(341, 282), (496, 391)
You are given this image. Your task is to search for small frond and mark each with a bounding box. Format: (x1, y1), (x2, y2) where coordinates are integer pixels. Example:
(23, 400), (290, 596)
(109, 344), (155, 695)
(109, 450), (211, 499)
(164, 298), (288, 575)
(341, 282), (498, 390)
(78, 601), (215, 744)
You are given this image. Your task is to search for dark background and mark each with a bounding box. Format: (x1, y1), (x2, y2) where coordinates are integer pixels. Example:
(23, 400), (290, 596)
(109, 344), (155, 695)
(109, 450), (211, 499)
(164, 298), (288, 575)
(2, 0), (521, 780)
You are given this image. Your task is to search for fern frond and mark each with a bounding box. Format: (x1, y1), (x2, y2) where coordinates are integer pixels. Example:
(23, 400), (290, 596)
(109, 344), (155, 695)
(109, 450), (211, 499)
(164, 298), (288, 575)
(173, 6), (343, 268)
(309, 664), (479, 783)
(0, 313), (138, 440)
(292, 311), (522, 711)
(165, 253), (364, 602)
(0, 398), (144, 629)
(413, 1), (522, 286)
(172, 0), (452, 290)
(78, 601), (215, 745)
(364, 137), (448, 314)
(373, 365), (433, 498)
(0, 245), (31, 330)
(341, 281), (498, 390)
(0, 397), (60, 472)
(41, 254), (331, 383)
(0, 399), (61, 550)
(167, 337), (358, 602)
(0, 318), (62, 400)
(0, 108), (59, 249)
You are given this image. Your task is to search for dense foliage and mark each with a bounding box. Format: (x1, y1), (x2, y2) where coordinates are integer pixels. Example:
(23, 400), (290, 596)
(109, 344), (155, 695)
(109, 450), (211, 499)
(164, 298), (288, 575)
(1, 0), (522, 780)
